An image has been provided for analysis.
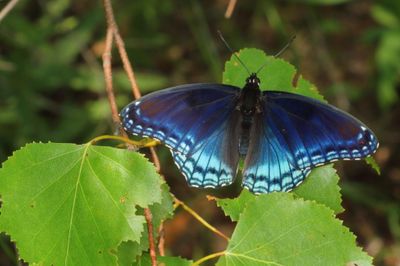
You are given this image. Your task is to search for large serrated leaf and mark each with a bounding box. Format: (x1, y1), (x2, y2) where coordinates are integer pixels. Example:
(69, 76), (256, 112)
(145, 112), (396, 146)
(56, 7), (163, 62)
(222, 48), (325, 101)
(116, 183), (174, 265)
(216, 190), (255, 222)
(217, 165), (344, 221)
(0, 142), (162, 266)
(364, 156), (381, 175)
(293, 165), (344, 214)
(217, 193), (372, 266)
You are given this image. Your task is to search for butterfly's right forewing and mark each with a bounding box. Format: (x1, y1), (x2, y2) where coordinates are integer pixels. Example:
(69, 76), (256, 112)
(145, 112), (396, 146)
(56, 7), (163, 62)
(242, 91), (378, 194)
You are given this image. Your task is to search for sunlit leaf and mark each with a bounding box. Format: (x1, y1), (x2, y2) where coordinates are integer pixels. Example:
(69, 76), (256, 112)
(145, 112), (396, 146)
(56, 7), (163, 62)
(217, 193), (372, 266)
(116, 183), (174, 265)
(0, 142), (162, 265)
(364, 156), (381, 175)
(216, 190), (255, 222)
(223, 48), (325, 101)
(293, 165), (344, 214)
(217, 165), (343, 220)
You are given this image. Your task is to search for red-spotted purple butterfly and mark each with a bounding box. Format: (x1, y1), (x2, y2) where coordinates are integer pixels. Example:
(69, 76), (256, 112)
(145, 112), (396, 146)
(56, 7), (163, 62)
(120, 71), (378, 194)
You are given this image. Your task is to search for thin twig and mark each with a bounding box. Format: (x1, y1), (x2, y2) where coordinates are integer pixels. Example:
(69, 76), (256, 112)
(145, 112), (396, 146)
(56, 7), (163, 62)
(144, 208), (157, 263)
(191, 251), (226, 266)
(149, 147), (161, 172)
(224, 0), (237, 19)
(103, 0), (141, 99)
(113, 32), (142, 99)
(103, 0), (116, 31)
(157, 223), (165, 256)
(102, 0), (157, 265)
(174, 198), (230, 241)
(0, 0), (19, 23)
(102, 28), (127, 136)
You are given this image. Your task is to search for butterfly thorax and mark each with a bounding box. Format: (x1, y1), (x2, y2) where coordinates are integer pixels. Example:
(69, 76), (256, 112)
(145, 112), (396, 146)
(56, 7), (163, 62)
(239, 73), (261, 116)
(238, 73), (261, 156)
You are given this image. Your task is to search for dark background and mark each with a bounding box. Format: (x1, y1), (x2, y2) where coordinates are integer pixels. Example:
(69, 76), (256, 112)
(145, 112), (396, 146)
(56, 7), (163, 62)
(0, 0), (399, 265)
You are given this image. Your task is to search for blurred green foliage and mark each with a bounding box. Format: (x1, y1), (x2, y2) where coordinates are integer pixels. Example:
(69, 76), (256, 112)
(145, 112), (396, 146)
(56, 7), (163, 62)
(0, 1), (170, 163)
(370, 1), (400, 109)
(0, 0), (399, 265)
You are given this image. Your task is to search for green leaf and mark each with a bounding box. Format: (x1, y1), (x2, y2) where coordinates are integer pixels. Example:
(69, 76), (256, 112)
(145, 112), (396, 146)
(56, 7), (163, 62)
(217, 193), (372, 266)
(222, 48), (325, 101)
(364, 156), (381, 175)
(217, 165), (344, 220)
(375, 30), (400, 109)
(371, 4), (400, 28)
(116, 241), (143, 266)
(293, 165), (344, 214)
(116, 183), (174, 265)
(132, 254), (193, 266)
(0, 142), (162, 266)
(216, 190), (255, 222)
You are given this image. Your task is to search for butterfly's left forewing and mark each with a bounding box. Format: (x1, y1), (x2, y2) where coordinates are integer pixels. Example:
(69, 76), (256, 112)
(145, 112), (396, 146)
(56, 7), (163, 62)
(242, 91), (378, 194)
(121, 83), (242, 188)
(121, 84), (240, 155)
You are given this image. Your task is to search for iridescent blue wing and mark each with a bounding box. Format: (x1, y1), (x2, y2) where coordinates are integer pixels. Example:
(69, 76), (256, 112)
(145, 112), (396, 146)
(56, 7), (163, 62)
(172, 110), (241, 188)
(120, 83), (240, 154)
(243, 91), (379, 194)
(120, 83), (242, 187)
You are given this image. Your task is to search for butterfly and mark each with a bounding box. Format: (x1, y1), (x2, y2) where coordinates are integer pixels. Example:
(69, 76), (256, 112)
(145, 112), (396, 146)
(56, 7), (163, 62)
(120, 72), (379, 194)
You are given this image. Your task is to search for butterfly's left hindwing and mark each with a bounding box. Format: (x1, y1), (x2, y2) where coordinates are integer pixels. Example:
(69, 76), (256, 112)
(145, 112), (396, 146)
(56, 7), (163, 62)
(172, 110), (241, 188)
(242, 91), (378, 194)
(121, 84), (240, 154)
(121, 84), (242, 188)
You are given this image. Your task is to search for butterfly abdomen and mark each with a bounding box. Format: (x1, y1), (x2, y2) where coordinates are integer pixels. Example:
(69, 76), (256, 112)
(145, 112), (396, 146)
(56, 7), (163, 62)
(239, 116), (252, 156)
(238, 74), (262, 157)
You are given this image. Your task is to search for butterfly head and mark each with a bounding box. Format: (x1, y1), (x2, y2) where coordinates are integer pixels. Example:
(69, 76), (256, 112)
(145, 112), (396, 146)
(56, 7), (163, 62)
(240, 73), (262, 116)
(246, 73), (260, 89)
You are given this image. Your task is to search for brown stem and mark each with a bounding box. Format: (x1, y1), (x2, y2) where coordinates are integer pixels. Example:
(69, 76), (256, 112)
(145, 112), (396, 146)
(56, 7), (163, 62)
(0, 0), (20, 23)
(149, 147), (161, 172)
(157, 223), (165, 256)
(102, 28), (127, 136)
(174, 198), (230, 241)
(224, 0), (237, 19)
(113, 32), (142, 99)
(144, 208), (157, 264)
(102, 0), (158, 265)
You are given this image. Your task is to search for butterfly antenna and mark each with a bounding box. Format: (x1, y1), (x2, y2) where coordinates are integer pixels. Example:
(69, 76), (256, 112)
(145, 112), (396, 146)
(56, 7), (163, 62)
(256, 34), (296, 75)
(274, 34), (296, 58)
(217, 30), (251, 75)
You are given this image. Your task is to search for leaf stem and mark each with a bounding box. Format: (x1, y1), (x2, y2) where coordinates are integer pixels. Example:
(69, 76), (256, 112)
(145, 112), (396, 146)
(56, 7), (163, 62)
(191, 251), (226, 266)
(174, 198), (230, 241)
(89, 134), (159, 148)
